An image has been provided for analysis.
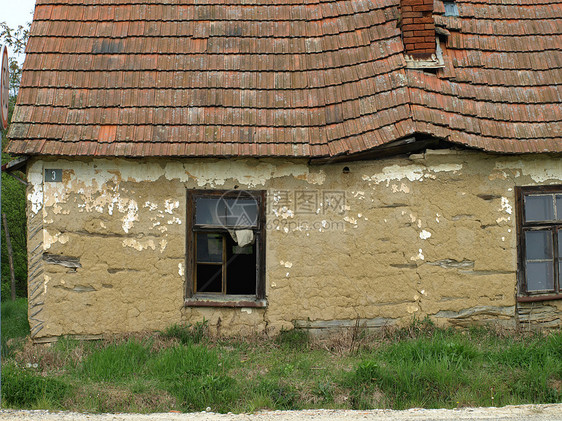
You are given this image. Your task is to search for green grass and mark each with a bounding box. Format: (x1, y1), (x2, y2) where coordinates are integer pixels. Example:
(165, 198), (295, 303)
(2, 301), (561, 413)
(1, 298), (29, 357)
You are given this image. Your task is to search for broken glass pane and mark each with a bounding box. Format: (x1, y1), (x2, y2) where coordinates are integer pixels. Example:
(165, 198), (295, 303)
(197, 233), (223, 263)
(526, 261), (554, 292)
(197, 265), (222, 293)
(525, 230), (553, 260)
(525, 195), (554, 222)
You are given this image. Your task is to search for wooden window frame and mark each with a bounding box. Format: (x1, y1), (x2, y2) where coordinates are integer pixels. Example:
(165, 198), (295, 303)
(516, 185), (562, 302)
(185, 189), (267, 308)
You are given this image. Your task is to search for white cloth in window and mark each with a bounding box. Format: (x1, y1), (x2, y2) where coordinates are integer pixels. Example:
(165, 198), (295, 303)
(229, 229), (254, 247)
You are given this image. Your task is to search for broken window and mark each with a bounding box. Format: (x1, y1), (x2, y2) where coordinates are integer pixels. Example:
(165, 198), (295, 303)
(517, 186), (562, 299)
(186, 190), (266, 306)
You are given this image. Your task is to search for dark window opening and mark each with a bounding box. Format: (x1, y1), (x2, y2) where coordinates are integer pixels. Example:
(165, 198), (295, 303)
(186, 190), (266, 304)
(517, 186), (562, 300)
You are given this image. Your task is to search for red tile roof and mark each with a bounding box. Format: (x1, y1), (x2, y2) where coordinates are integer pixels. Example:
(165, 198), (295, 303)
(6, 0), (562, 158)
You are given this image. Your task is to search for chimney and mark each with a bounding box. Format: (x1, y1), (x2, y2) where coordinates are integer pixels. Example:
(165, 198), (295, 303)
(400, 0), (436, 59)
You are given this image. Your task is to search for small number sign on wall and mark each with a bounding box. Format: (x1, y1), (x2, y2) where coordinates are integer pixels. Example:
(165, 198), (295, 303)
(45, 169), (62, 182)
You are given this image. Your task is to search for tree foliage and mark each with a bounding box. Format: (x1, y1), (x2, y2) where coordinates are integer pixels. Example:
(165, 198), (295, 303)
(1, 22), (30, 96)
(1, 22), (30, 299)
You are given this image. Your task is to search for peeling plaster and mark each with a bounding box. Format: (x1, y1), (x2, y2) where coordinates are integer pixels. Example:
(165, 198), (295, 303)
(122, 201), (139, 233)
(420, 230), (432, 240)
(411, 248), (425, 261)
(184, 160), (326, 187)
(496, 159), (562, 183)
(164, 200), (180, 214)
(43, 230), (69, 250)
(178, 263), (185, 277)
(28, 161), (44, 215)
(362, 163), (463, 186)
(500, 197), (512, 215)
(122, 238), (156, 251)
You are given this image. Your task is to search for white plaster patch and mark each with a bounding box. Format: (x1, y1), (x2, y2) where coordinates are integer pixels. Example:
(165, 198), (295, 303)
(280, 261), (293, 268)
(28, 162), (44, 215)
(420, 230), (432, 240)
(500, 197), (512, 215)
(496, 159), (562, 183)
(144, 201), (158, 211)
(178, 263), (185, 277)
(44, 275), (51, 294)
(122, 200), (139, 233)
(167, 217), (182, 225)
(43, 230), (69, 250)
(185, 160), (326, 187)
(241, 308), (253, 314)
(406, 304), (419, 313)
(159, 239), (167, 252)
(364, 163), (462, 186)
(164, 199), (179, 214)
(353, 191), (365, 199)
(122, 238), (156, 251)
(411, 248), (425, 261)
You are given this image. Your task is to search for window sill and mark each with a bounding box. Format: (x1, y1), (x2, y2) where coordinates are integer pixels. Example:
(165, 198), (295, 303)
(185, 295), (267, 308)
(517, 294), (562, 303)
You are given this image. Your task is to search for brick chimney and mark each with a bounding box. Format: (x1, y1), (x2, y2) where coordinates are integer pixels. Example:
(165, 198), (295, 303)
(400, 0), (436, 59)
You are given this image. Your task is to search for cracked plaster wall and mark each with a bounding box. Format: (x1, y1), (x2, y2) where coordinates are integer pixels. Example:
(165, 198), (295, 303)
(26, 150), (562, 340)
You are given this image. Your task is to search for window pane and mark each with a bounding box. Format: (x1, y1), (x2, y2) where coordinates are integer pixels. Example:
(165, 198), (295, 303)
(195, 196), (258, 227)
(525, 195), (554, 222)
(525, 230), (553, 260)
(526, 262), (554, 292)
(559, 230), (562, 255)
(197, 265), (222, 293)
(195, 198), (226, 225)
(197, 233), (223, 263)
(225, 198), (258, 227)
(557, 195), (562, 220)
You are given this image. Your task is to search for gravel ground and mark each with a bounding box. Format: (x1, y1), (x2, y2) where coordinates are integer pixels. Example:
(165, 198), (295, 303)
(1, 405), (561, 421)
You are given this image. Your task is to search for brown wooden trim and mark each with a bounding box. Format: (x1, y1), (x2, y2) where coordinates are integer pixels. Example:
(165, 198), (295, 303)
(516, 184), (562, 297)
(185, 188), (267, 301)
(515, 186), (525, 294)
(257, 190), (267, 299)
(185, 190), (194, 298)
(185, 298), (267, 308)
(517, 294), (562, 303)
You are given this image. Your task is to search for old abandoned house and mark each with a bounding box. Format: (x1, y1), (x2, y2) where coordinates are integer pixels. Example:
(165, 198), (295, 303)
(5, 0), (562, 342)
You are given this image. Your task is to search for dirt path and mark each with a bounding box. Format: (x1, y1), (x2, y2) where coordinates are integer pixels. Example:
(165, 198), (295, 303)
(1, 404), (562, 420)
